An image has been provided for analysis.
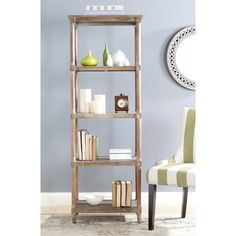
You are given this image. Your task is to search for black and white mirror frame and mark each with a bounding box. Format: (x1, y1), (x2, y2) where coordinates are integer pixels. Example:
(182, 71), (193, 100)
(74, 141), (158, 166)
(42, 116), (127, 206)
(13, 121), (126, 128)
(167, 25), (196, 90)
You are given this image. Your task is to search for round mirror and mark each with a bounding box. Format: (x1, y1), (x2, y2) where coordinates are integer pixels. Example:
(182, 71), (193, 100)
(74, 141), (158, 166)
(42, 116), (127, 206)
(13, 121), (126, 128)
(167, 26), (196, 90)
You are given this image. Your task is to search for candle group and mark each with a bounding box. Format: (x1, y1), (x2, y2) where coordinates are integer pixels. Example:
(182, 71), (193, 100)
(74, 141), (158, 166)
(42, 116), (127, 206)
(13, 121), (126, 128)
(80, 89), (106, 114)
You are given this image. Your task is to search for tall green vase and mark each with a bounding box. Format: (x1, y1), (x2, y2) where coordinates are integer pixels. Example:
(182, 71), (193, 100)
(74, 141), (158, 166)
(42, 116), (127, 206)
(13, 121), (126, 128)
(103, 44), (109, 66)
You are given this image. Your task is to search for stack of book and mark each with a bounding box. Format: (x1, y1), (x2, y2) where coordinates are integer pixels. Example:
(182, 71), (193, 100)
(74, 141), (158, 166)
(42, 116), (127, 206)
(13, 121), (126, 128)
(109, 149), (132, 160)
(112, 180), (132, 208)
(77, 129), (98, 161)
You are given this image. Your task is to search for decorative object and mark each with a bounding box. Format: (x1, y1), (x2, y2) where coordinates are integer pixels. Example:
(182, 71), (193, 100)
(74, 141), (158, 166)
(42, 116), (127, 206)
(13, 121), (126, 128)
(81, 50), (99, 66)
(84, 194), (104, 205)
(80, 89), (91, 112)
(112, 50), (130, 66)
(90, 100), (103, 114)
(146, 107), (195, 230)
(115, 93), (129, 113)
(166, 25), (196, 90)
(103, 44), (109, 66)
(85, 5), (125, 15)
(106, 54), (114, 66)
(94, 94), (106, 113)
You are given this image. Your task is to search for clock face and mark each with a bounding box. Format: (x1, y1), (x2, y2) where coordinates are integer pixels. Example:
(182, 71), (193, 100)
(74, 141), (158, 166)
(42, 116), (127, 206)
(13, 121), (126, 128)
(117, 98), (128, 108)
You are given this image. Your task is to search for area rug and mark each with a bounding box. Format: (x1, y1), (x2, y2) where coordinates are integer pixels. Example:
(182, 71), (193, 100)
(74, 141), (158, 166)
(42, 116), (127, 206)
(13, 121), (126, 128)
(41, 215), (195, 236)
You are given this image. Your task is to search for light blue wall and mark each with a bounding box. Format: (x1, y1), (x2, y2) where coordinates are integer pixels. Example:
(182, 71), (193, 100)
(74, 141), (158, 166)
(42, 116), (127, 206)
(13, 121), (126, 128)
(41, 0), (195, 192)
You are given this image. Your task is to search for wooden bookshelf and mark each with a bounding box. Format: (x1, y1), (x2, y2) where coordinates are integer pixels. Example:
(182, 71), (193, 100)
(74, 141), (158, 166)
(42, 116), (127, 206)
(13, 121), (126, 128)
(72, 158), (140, 167)
(69, 15), (142, 224)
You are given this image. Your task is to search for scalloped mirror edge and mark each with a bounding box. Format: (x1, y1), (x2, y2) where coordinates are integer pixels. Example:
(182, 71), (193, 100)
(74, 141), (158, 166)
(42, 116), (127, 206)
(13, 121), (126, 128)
(166, 25), (196, 91)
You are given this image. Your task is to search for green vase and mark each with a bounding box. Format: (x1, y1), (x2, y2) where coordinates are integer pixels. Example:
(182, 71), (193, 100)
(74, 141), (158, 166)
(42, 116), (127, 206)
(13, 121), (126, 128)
(81, 50), (99, 66)
(103, 44), (109, 66)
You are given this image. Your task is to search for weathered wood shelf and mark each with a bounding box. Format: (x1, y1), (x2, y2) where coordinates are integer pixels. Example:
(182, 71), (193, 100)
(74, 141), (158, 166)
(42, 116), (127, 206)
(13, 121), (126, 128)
(74, 112), (141, 119)
(72, 158), (138, 167)
(69, 15), (142, 25)
(77, 200), (137, 213)
(70, 66), (139, 72)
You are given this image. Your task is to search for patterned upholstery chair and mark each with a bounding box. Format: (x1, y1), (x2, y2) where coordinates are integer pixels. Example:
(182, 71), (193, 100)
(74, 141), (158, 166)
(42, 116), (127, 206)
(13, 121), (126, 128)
(146, 107), (195, 230)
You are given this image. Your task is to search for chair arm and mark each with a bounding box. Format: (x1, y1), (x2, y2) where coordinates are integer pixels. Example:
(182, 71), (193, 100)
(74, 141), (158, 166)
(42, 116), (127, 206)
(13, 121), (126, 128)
(155, 156), (175, 166)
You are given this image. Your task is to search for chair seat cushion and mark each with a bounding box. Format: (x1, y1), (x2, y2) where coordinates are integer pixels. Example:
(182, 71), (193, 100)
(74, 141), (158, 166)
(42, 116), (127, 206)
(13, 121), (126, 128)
(146, 163), (195, 187)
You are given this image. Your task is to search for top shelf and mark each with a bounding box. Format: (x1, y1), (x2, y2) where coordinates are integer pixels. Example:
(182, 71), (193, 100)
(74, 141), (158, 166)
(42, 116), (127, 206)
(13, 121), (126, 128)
(68, 15), (143, 25)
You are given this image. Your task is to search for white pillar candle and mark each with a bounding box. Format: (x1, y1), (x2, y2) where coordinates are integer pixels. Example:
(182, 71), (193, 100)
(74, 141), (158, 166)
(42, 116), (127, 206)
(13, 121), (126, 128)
(80, 89), (91, 112)
(90, 100), (103, 114)
(94, 94), (106, 114)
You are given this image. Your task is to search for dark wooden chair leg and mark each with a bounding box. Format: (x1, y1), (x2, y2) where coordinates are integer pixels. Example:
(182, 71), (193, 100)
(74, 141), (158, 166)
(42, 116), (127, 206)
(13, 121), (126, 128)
(181, 187), (188, 218)
(148, 184), (157, 230)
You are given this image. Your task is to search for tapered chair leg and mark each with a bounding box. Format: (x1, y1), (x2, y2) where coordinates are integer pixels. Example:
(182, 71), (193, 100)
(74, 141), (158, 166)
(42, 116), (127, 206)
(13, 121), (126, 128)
(148, 184), (157, 230)
(181, 187), (188, 218)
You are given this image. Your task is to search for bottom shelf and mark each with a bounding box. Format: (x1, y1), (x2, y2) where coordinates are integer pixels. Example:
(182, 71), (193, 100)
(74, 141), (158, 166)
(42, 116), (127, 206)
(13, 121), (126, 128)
(77, 200), (137, 213)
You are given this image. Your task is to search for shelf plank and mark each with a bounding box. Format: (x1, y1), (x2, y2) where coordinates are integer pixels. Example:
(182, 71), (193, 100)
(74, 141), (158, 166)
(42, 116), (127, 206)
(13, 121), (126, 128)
(71, 66), (138, 72)
(75, 113), (141, 119)
(77, 200), (137, 213)
(73, 158), (138, 167)
(68, 15), (142, 25)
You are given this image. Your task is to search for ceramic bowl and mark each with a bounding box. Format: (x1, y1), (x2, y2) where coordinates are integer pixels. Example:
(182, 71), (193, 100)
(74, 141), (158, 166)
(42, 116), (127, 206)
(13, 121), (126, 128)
(84, 194), (104, 205)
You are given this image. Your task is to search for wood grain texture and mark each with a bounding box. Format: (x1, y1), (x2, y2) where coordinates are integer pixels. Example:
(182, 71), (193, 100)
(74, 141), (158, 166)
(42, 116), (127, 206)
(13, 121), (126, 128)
(71, 66), (137, 72)
(68, 15), (142, 25)
(72, 158), (140, 167)
(75, 112), (141, 119)
(77, 200), (137, 213)
(135, 21), (142, 223)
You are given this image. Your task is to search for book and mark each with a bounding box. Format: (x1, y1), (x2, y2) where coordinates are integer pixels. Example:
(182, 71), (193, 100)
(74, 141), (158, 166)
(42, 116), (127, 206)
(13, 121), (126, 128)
(121, 181), (126, 207)
(112, 181), (117, 208)
(81, 129), (87, 161)
(86, 132), (90, 161)
(89, 133), (92, 161)
(126, 181), (132, 207)
(77, 130), (82, 160)
(116, 181), (121, 207)
(109, 149), (131, 154)
(109, 153), (131, 159)
(92, 136), (97, 161)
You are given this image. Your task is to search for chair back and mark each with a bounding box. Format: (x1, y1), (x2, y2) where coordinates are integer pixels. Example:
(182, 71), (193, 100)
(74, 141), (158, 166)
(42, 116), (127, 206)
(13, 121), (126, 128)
(174, 107), (195, 163)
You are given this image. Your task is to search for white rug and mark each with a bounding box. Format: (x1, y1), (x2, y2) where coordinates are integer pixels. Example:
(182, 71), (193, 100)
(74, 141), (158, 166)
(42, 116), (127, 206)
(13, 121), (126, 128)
(41, 215), (195, 236)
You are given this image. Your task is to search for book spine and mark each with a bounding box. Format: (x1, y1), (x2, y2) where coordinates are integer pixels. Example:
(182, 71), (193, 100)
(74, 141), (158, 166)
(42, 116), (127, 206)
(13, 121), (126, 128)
(81, 130), (87, 161)
(116, 181), (121, 208)
(112, 181), (117, 208)
(77, 130), (82, 160)
(126, 181), (132, 207)
(121, 181), (126, 207)
(89, 134), (92, 161)
(86, 132), (90, 161)
(109, 154), (131, 159)
(109, 149), (131, 154)
(92, 136), (97, 161)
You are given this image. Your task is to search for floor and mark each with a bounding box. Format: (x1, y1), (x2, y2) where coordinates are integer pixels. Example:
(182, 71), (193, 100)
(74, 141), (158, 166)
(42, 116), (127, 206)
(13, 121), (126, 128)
(41, 200), (195, 235)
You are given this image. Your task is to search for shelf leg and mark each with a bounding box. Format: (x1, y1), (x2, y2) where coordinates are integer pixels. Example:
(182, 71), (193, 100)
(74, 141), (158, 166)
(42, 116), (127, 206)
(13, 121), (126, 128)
(136, 165), (142, 223)
(71, 166), (78, 223)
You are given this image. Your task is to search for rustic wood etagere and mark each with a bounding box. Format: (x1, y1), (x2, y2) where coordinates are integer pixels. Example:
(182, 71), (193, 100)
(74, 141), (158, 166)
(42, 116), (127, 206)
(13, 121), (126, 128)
(68, 15), (143, 223)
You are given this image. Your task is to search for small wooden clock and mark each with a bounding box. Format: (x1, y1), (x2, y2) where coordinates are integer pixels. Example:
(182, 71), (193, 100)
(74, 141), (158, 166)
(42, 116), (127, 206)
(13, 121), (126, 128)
(115, 94), (129, 113)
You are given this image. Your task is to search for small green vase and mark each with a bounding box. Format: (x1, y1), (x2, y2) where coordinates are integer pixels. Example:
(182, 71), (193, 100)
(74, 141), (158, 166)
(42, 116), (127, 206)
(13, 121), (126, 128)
(103, 44), (109, 66)
(81, 50), (99, 66)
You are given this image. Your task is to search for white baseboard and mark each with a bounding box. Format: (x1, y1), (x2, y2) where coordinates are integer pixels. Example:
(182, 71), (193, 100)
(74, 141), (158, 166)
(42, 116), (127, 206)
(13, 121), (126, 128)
(41, 192), (195, 207)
